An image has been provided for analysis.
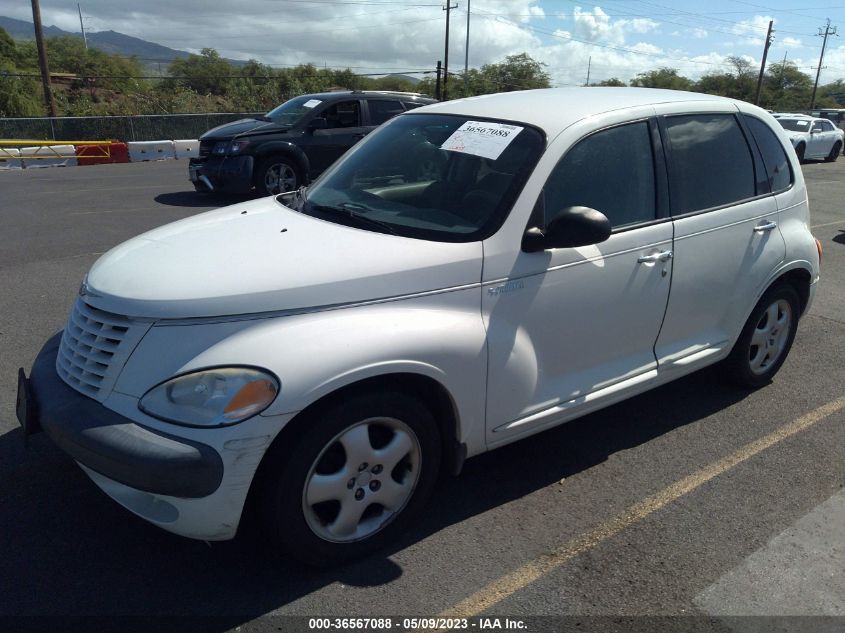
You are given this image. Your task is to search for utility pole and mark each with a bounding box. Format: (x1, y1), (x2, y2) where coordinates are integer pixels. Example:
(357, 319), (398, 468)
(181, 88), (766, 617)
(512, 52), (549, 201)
(463, 0), (470, 97)
(31, 0), (58, 118)
(435, 60), (442, 100)
(754, 20), (773, 106)
(442, 2), (457, 100)
(585, 56), (591, 86)
(78, 3), (88, 50)
(810, 19), (837, 109)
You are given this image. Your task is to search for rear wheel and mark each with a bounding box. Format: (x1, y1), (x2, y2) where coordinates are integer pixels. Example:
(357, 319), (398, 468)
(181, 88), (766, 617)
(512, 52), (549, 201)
(254, 156), (300, 196)
(261, 392), (441, 566)
(825, 142), (841, 162)
(726, 283), (800, 388)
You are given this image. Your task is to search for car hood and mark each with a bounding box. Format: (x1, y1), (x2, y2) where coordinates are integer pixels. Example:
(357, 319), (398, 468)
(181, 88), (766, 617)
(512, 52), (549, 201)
(84, 198), (482, 319)
(200, 118), (288, 140)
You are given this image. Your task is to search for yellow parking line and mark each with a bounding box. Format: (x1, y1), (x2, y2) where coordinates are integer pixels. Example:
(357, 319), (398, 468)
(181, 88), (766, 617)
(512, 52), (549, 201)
(439, 394), (845, 619)
(811, 220), (844, 229)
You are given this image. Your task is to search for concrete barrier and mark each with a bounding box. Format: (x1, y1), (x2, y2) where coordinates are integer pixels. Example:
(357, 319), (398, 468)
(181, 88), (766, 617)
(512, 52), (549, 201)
(173, 139), (199, 159)
(0, 147), (23, 169)
(75, 142), (130, 165)
(20, 145), (78, 168)
(128, 140), (176, 162)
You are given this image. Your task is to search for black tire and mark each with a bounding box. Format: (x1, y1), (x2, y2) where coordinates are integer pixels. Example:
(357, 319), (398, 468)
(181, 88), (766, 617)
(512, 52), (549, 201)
(260, 392), (441, 566)
(795, 143), (806, 163)
(725, 283), (800, 388)
(825, 142), (841, 162)
(254, 156), (301, 196)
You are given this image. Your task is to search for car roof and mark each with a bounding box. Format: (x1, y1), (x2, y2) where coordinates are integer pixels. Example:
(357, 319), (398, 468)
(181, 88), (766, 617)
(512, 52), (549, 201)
(409, 87), (747, 137)
(300, 90), (436, 102)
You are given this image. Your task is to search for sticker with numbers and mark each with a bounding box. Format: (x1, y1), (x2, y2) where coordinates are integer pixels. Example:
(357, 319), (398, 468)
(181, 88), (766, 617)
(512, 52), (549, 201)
(440, 121), (524, 160)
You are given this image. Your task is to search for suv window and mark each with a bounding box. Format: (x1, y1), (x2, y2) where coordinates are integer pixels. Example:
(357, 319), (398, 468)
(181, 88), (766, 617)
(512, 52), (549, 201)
(664, 114), (755, 214)
(743, 116), (792, 193)
(322, 101), (362, 129)
(541, 121), (656, 229)
(369, 100), (405, 125)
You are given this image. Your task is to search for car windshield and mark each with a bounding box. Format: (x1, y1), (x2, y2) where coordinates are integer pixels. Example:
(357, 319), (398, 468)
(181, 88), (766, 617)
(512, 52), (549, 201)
(778, 119), (812, 132)
(265, 96), (324, 126)
(296, 113), (545, 242)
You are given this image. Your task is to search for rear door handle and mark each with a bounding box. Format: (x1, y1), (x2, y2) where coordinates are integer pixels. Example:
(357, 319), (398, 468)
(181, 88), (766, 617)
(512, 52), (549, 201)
(637, 250), (673, 264)
(754, 220), (778, 233)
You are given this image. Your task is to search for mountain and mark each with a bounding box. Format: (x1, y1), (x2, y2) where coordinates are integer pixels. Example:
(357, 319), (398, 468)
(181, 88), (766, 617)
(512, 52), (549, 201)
(1, 15), (202, 68)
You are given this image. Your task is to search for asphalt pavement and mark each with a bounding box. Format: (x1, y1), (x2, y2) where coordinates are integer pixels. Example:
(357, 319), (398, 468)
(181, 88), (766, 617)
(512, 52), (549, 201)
(0, 159), (843, 633)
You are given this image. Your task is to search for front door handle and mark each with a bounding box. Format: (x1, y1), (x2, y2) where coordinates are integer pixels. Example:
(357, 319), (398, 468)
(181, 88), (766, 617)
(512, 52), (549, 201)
(754, 220), (778, 233)
(638, 250), (673, 264)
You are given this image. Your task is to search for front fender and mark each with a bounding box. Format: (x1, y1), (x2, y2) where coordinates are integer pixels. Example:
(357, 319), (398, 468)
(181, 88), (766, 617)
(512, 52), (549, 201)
(252, 141), (310, 177)
(113, 288), (488, 456)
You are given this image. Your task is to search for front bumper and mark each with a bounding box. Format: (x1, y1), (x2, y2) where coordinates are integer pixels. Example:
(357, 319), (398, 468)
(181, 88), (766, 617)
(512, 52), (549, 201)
(19, 333), (224, 499)
(189, 155), (254, 193)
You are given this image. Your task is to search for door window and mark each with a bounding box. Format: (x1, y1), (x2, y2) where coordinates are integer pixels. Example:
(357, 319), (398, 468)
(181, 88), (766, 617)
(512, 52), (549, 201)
(664, 114), (755, 214)
(541, 121), (656, 229)
(322, 101), (361, 129)
(368, 100), (405, 125)
(743, 115), (793, 193)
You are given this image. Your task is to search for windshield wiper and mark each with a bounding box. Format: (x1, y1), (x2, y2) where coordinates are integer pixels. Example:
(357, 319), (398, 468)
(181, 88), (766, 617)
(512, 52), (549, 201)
(307, 201), (398, 236)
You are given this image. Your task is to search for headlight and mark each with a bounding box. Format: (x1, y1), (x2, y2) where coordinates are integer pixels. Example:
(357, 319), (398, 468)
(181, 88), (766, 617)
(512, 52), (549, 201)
(212, 141), (228, 155)
(139, 367), (279, 427)
(229, 140), (250, 154)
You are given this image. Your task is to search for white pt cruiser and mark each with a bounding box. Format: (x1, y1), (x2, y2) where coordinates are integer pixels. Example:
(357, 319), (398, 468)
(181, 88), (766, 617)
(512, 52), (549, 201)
(17, 88), (821, 565)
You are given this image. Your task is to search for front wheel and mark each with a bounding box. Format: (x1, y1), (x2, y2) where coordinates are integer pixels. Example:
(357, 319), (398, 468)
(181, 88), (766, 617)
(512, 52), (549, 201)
(795, 143), (806, 163)
(254, 156), (301, 196)
(725, 283), (800, 388)
(262, 392), (441, 566)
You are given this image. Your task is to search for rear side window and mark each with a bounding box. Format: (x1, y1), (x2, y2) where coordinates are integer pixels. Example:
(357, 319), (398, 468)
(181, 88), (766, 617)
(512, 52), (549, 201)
(542, 121), (656, 229)
(368, 100), (404, 125)
(744, 115), (793, 193)
(322, 101), (361, 128)
(664, 114), (755, 214)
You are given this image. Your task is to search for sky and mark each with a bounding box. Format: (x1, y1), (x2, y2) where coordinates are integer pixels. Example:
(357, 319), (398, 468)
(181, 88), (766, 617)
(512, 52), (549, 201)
(7, 1), (845, 86)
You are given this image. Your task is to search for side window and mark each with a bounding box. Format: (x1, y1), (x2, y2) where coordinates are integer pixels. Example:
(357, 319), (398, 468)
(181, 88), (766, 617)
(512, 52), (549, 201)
(402, 101), (424, 111)
(743, 116), (793, 193)
(664, 114), (755, 214)
(811, 121), (824, 132)
(542, 121), (656, 229)
(822, 120), (836, 132)
(368, 100), (404, 125)
(322, 101), (361, 129)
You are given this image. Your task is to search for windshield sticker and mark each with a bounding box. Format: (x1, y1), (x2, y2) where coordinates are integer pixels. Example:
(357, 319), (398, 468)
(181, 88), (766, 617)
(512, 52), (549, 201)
(440, 121), (524, 160)
(794, 120), (808, 126)
(303, 99), (322, 109)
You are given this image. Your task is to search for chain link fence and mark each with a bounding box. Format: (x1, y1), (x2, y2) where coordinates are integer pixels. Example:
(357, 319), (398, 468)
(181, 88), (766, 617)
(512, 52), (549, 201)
(0, 113), (264, 142)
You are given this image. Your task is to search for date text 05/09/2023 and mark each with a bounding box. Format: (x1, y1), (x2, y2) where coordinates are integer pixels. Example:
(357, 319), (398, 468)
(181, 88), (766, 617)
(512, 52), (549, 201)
(307, 617), (528, 630)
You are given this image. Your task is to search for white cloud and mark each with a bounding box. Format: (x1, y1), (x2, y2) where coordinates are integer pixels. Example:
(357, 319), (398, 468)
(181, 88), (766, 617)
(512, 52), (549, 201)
(782, 37), (803, 49)
(691, 28), (709, 40)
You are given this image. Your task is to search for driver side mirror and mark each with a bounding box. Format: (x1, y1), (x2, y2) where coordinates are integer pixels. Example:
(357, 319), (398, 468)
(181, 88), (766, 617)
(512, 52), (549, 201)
(307, 117), (328, 132)
(522, 206), (612, 253)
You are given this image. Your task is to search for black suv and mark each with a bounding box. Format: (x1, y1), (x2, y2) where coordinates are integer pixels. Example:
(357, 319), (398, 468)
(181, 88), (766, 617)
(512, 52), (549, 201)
(189, 91), (437, 195)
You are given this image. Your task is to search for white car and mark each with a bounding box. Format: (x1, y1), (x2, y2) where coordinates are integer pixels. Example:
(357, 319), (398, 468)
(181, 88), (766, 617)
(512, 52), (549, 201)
(18, 88), (821, 566)
(776, 115), (844, 162)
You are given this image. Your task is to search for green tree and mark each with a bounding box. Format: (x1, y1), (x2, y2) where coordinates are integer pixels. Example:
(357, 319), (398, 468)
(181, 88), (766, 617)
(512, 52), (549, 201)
(420, 52), (551, 99)
(594, 77), (626, 87)
(630, 67), (693, 90)
(168, 48), (235, 96)
(762, 61), (813, 111)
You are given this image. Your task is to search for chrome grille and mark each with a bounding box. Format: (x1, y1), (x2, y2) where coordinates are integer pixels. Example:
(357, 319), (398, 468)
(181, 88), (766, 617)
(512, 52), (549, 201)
(56, 299), (148, 400)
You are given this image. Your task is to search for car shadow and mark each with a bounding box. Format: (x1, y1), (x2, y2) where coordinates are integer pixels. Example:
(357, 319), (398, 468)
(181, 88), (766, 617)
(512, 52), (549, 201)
(833, 230), (845, 245)
(154, 191), (247, 208)
(0, 364), (748, 627)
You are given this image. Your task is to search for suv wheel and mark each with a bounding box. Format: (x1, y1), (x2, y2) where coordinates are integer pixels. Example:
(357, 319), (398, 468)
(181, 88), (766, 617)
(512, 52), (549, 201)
(726, 283), (800, 388)
(255, 156), (300, 195)
(261, 392), (441, 566)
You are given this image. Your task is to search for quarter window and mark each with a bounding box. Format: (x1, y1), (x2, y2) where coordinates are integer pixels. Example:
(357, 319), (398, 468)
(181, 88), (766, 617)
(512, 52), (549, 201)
(664, 114), (755, 214)
(743, 115), (792, 193)
(541, 121), (656, 229)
